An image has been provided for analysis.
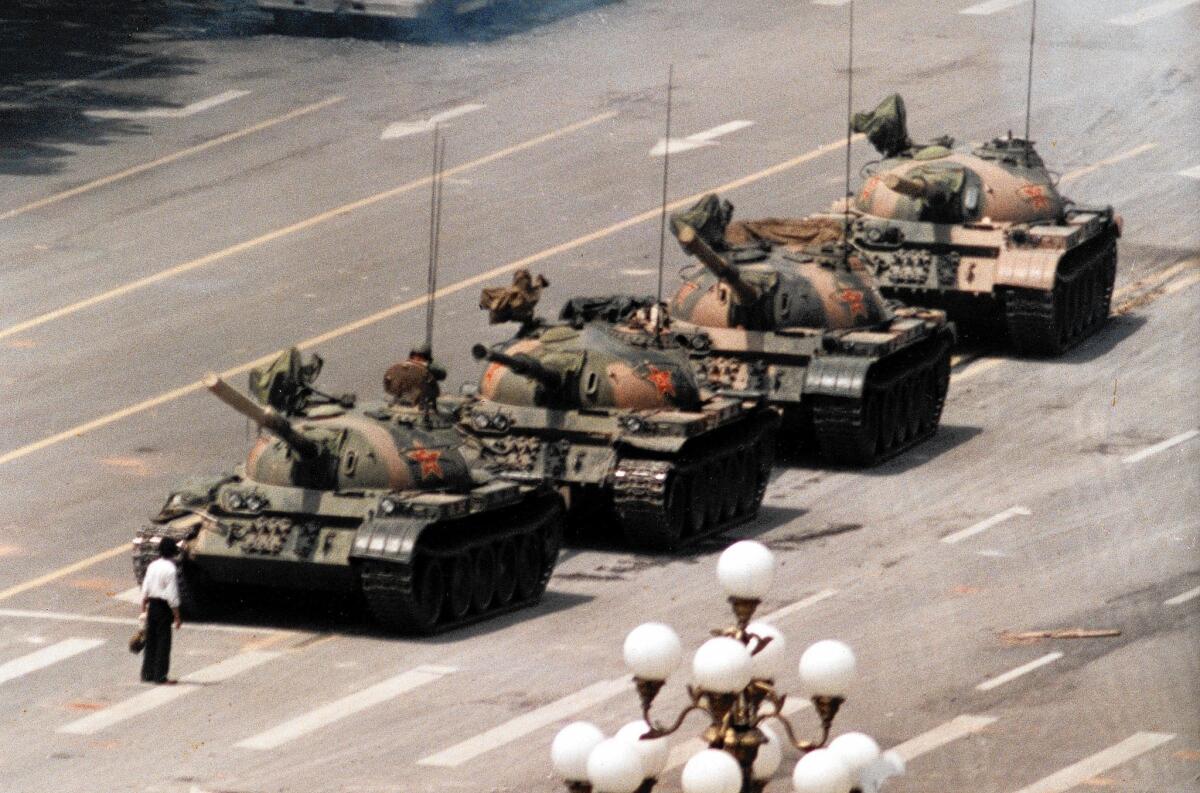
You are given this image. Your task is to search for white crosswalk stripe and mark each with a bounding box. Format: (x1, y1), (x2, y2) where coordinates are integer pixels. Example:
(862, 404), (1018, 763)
(239, 665), (455, 750)
(59, 651), (280, 735)
(418, 674), (631, 767)
(960, 0), (1029, 15)
(976, 652), (1063, 691)
(0, 638), (104, 686)
(891, 714), (998, 762)
(1009, 732), (1175, 793)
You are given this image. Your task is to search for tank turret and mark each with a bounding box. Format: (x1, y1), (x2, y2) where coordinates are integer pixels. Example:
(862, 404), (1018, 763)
(471, 344), (564, 393)
(204, 373), (321, 460)
(674, 224), (759, 305)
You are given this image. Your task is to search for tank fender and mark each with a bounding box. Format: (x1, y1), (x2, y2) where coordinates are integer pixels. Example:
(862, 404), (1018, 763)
(803, 356), (873, 399)
(994, 248), (1062, 291)
(350, 516), (427, 568)
(618, 435), (689, 454)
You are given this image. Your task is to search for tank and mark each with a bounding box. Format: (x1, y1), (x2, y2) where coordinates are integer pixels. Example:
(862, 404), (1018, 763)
(453, 288), (780, 552)
(662, 194), (955, 466)
(132, 349), (564, 635)
(839, 94), (1120, 356)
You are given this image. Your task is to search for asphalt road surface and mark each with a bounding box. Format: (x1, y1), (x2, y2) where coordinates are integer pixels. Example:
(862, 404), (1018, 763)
(1, 1), (1197, 792)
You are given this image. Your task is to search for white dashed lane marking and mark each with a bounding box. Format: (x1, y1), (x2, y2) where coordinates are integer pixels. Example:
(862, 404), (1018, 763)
(0, 638), (104, 686)
(58, 651), (281, 735)
(1164, 585), (1200, 606)
(1180, 164), (1200, 179)
(381, 103), (487, 140)
(976, 652), (1063, 691)
(1108, 0), (1200, 26)
(941, 506), (1031, 545)
(1009, 732), (1175, 793)
(960, 0), (1029, 15)
(239, 665), (456, 750)
(759, 589), (838, 624)
(891, 714), (998, 763)
(650, 120), (755, 156)
(85, 89), (251, 120)
(1123, 429), (1199, 464)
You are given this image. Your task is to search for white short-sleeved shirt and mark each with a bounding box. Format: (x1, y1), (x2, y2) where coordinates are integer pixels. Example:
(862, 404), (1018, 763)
(141, 558), (180, 609)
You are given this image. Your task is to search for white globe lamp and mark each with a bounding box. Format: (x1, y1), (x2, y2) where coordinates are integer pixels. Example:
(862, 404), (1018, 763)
(746, 620), (787, 681)
(792, 748), (852, 793)
(615, 720), (669, 780)
(798, 640), (857, 698)
(551, 721), (605, 782)
(717, 540), (776, 600)
(681, 748), (743, 793)
(692, 637), (754, 694)
(828, 732), (881, 776)
(624, 623), (682, 681)
(586, 737), (645, 793)
(752, 723), (783, 781)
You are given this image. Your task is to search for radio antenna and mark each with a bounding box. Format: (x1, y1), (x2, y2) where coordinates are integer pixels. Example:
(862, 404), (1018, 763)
(1023, 0), (1037, 162)
(842, 0), (855, 244)
(424, 125), (445, 357)
(653, 64), (674, 344)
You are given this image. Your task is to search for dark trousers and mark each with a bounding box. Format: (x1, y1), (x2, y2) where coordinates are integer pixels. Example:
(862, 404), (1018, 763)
(140, 598), (173, 683)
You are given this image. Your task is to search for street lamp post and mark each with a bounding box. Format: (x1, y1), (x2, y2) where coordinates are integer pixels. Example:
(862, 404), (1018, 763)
(551, 540), (904, 793)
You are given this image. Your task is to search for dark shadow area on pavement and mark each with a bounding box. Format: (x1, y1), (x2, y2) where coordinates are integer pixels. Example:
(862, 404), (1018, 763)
(0, 0), (222, 176)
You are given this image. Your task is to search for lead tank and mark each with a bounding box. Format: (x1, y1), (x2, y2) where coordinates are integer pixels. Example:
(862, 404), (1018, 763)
(665, 194), (955, 466)
(455, 287), (779, 551)
(839, 94), (1120, 356)
(132, 349), (564, 634)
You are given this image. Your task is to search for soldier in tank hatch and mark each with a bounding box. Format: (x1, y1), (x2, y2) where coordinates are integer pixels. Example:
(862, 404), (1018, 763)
(383, 343), (447, 409)
(139, 537), (181, 684)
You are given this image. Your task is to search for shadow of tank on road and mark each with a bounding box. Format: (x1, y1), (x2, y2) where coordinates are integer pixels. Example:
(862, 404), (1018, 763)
(258, 0), (622, 44)
(0, 0), (219, 176)
(774, 423), (983, 477)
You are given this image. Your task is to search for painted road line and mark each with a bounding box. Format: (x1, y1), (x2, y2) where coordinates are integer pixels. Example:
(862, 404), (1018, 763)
(0, 638), (104, 686)
(1159, 270), (1200, 297)
(58, 651), (280, 735)
(891, 714), (998, 763)
(1123, 429), (1200, 464)
(942, 506), (1031, 544)
(0, 544), (128, 601)
(960, 0), (1028, 15)
(976, 652), (1063, 691)
(381, 103), (486, 140)
(238, 665), (456, 750)
(651, 120), (755, 156)
(1058, 143), (1159, 186)
(85, 89), (250, 120)
(1109, 0), (1200, 26)
(1164, 585), (1200, 606)
(418, 675), (632, 767)
(812, 0), (851, 5)
(0, 110), (613, 343)
(950, 356), (1004, 383)
(1181, 164), (1200, 179)
(114, 587), (143, 604)
(0, 132), (859, 470)
(11, 56), (157, 101)
(665, 697), (811, 771)
(0, 607), (302, 637)
(1009, 732), (1175, 793)
(760, 589), (838, 624)
(0, 96), (344, 222)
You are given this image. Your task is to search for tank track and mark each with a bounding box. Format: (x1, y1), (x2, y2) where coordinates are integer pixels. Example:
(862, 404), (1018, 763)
(809, 332), (954, 466)
(1002, 233), (1118, 357)
(612, 412), (777, 551)
(357, 493), (564, 635)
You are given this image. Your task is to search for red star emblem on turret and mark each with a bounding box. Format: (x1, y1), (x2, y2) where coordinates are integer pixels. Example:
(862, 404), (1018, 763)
(1019, 184), (1052, 211)
(407, 446), (444, 479)
(643, 365), (676, 398)
(839, 288), (866, 318)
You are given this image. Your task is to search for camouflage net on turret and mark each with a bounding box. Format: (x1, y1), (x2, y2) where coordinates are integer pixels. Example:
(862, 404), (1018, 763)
(725, 216), (846, 249)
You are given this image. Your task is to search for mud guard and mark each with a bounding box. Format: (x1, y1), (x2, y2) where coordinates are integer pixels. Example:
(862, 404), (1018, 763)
(350, 516), (428, 590)
(802, 356), (873, 399)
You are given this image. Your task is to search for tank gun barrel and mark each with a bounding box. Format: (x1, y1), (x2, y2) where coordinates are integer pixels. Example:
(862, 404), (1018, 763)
(674, 224), (759, 304)
(203, 373), (321, 459)
(471, 345), (562, 391)
(883, 173), (950, 203)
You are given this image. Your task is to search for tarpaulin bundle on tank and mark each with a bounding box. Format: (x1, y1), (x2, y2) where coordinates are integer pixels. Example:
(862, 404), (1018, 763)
(248, 348), (324, 414)
(852, 93), (914, 158)
(558, 294), (655, 324)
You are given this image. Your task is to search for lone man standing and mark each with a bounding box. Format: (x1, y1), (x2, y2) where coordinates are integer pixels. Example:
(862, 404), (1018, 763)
(140, 538), (182, 684)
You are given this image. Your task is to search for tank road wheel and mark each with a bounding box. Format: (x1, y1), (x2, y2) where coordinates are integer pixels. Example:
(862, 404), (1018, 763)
(684, 470), (707, 536)
(362, 557), (445, 634)
(470, 545), (497, 614)
(718, 457), (739, 522)
(733, 450), (755, 517)
(514, 535), (542, 601)
(904, 375), (924, 440)
(445, 554), (474, 621)
(701, 461), (724, 530)
(493, 539), (519, 607)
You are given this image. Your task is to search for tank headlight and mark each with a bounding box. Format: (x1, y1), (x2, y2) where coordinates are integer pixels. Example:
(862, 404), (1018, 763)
(491, 413), (511, 431)
(227, 493), (246, 510)
(472, 412), (492, 430)
(379, 498), (398, 516)
(619, 415), (646, 433)
(245, 495), (268, 512)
